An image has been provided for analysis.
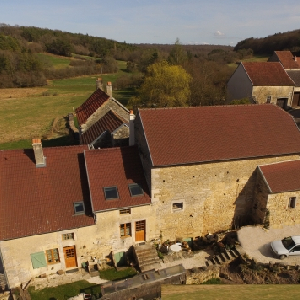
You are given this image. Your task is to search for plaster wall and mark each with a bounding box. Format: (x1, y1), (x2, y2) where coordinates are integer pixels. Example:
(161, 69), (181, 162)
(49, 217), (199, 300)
(150, 155), (300, 241)
(227, 64), (253, 102)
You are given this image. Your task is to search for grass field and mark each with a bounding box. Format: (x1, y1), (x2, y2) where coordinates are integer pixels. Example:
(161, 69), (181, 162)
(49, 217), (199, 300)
(228, 54), (269, 69)
(0, 59), (138, 150)
(161, 284), (300, 300)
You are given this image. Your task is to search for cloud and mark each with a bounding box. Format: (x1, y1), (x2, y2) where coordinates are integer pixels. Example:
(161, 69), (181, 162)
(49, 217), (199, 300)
(214, 30), (225, 37)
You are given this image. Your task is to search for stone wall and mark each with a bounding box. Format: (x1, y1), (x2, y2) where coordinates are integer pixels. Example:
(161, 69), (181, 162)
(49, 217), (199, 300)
(112, 125), (129, 147)
(150, 155), (300, 241)
(81, 99), (129, 133)
(186, 266), (219, 284)
(0, 205), (155, 288)
(252, 86), (294, 106)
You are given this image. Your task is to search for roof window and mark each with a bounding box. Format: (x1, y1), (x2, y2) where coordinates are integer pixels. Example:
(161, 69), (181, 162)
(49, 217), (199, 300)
(104, 186), (119, 200)
(128, 183), (144, 197)
(74, 202), (85, 214)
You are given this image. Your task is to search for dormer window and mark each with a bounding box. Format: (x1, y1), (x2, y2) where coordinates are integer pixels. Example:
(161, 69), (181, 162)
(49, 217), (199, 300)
(74, 202), (85, 214)
(128, 183), (144, 197)
(104, 186), (119, 200)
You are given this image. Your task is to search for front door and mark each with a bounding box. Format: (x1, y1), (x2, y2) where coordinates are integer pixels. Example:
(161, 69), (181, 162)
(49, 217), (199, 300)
(135, 220), (145, 242)
(63, 246), (77, 268)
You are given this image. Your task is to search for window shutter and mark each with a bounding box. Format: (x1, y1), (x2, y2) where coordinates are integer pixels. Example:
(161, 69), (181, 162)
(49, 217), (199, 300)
(31, 251), (47, 269)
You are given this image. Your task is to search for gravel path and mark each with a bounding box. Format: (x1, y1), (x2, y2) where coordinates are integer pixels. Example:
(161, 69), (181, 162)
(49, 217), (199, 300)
(237, 225), (300, 264)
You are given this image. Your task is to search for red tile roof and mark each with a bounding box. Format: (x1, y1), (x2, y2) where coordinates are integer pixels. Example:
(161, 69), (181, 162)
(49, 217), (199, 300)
(259, 160), (300, 193)
(274, 51), (300, 69)
(75, 89), (110, 125)
(138, 105), (300, 167)
(242, 62), (294, 86)
(80, 110), (128, 145)
(0, 145), (94, 240)
(84, 146), (151, 212)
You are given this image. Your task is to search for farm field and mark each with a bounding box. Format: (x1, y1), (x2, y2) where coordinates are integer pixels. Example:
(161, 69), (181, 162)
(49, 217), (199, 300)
(0, 59), (136, 150)
(161, 284), (300, 300)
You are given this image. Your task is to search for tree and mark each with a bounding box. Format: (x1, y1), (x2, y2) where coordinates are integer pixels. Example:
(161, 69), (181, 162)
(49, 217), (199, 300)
(135, 60), (191, 107)
(168, 38), (187, 65)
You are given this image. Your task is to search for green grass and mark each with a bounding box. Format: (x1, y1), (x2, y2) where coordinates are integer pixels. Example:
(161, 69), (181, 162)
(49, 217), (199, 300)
(228, 54), (269, 68)
(99, 267), (137, 281)
(37, 53), (73, 69)
(28, 280), (102, 300)
(162, 284), (300, 300)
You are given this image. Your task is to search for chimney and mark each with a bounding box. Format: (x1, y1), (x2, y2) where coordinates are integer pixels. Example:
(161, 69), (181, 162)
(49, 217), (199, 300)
(129, 110), (135, 146)
(96, 78), (103, 90)
(106, 82), (112, 98)
(32, 139), (46, 167)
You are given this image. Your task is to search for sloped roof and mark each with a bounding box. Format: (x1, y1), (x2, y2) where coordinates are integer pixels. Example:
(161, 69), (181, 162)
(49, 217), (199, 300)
(80, 110), (128, 145)
(259, 160), (300, 193)
(286, 70), (300, 87)
(274, 51), (300, 69)
(0, 145), (94, 241)
(75, 89), (110, 125)
(242, 62), (294, 86)
(138, 104), (300, 167)
(85, 146), (151, 212)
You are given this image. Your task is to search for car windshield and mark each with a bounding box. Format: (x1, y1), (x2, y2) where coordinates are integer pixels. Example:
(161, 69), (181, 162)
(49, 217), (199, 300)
(282, 237), (295, 250)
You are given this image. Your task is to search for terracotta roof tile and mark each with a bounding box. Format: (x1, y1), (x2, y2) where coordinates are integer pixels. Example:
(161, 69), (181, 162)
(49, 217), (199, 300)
(0, 145), (94, 240)
(259, 160), (300, 193)
(75, 89), (110, 125)
(242, 62), (294, 86)
(85, 146), (151, 212)
(80, 110), (128, 145)
(274, 51), (300, 69)
(138, 105), (300, 167)
(286, 70), (300, 87)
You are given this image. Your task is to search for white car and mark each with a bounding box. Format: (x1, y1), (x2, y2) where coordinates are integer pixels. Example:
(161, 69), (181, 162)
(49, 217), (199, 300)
(271, 236), (300, 259)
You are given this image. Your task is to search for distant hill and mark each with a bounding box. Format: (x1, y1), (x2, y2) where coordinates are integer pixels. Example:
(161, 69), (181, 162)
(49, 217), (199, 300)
(234, 29), (300, 55)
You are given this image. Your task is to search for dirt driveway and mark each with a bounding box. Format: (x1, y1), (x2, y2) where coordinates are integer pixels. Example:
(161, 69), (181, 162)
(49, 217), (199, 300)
(237, 224), (300, 264)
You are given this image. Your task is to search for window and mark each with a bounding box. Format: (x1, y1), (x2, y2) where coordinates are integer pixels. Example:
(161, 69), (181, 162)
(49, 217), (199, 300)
(62, 233), (74, 240)
(289, 197), (296, 208)
(46, 248), (60, 264)
(172, 202), (183, 212)
(120, 208), (131, 214)
(267, 96), (271, 103)
(128, 183), (144, 197)
(74, 202), (85, 214)
(120, 223), (131, 237)
(104, 186), (119, 200)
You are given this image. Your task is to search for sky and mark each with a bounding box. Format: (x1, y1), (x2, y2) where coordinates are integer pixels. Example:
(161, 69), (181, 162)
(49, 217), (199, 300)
(1, 0), (300, 46)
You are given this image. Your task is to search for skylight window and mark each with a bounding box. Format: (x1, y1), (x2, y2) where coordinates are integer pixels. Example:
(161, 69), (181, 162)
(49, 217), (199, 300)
(128, 183), (144, 197)
(74, 202), (85, 214)
(104, 186), (119, 200)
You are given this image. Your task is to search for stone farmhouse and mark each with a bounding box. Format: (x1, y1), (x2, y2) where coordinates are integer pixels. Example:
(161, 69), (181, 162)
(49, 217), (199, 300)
(2, 104), (300, 289)
(75, 80), (130, 148)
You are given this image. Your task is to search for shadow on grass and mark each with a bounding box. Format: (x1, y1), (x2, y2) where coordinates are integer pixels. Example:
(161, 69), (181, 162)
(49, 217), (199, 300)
(42, 135), (79, 148)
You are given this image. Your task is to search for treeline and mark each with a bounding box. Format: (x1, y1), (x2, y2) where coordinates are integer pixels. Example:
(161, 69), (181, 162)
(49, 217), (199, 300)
(234, 29), (300, 55)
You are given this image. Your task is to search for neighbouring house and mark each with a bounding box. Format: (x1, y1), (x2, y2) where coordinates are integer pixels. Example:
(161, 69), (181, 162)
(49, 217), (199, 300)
(134, 104), (300, 241)
(268, 50), (300, 70)
(75, 82), (130, 134)
(80, 110), (129, 149)
(253, 160), (300, 228)
(0, 140), (151, 288)
(227, 62), (295, 108)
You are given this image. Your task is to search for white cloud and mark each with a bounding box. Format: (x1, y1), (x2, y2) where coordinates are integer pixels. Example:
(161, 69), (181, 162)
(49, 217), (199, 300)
(214, 31), (225, 37)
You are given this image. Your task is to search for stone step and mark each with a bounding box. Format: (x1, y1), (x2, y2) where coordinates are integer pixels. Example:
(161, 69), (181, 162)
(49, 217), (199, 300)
(139, 257), (161, 268)
(218, 253), (226, 263)
(140, 262), (161, 273)
(135, 248), (157, 257)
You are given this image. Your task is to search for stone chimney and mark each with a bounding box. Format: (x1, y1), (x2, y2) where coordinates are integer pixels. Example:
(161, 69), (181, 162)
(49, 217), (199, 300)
(129, 110), (135, 146)
(96, 78), (103, 90)
(106, 82), (112, 98)
(32, 139), (46, 167)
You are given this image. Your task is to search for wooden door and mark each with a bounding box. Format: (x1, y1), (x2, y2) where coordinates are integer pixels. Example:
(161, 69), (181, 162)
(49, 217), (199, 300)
(63, 246), (77, 268)
(135, 220), (145, 242)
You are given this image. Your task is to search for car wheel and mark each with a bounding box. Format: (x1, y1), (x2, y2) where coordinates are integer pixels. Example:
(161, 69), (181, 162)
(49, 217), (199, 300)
(279, 255), (286, 260)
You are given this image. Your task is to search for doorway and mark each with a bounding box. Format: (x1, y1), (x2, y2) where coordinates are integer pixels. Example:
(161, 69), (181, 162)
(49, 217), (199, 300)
(135, 220), (146, 242)
(63, 246), (77, 268)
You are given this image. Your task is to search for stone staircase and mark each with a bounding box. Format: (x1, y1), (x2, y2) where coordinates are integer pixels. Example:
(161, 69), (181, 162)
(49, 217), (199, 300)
(134, 244), (161, 273)
(0, 273), (7, 290)
(205, 247), (242, 267)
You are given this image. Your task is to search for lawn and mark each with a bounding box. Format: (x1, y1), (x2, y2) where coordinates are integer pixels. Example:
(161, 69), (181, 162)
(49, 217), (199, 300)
(228, 54), (269, 69)
(99, 267), (137, 281)
(0, 59), (139, 150)
(161, 284), (300, 300)
(28, 280), (102, 300)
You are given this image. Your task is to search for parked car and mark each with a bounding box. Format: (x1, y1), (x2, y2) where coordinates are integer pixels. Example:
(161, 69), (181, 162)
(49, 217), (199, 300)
(271, 236), (300, 259)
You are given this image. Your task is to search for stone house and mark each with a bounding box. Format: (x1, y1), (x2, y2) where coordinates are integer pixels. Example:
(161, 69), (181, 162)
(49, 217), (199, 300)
(227, 62), (295, 108)
(134, 104), (300, 241)
(253, 160), (300, 228)
(0, 141), (152, 288)
(75, 82), (130, 135)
